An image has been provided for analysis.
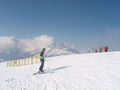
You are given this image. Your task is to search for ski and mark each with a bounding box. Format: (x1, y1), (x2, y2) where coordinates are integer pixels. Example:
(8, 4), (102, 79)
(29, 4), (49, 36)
(33, 69), (54, 75)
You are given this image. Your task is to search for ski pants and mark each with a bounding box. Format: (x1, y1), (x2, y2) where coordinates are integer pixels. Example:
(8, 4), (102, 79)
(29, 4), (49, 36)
(39, 60), (44, 71)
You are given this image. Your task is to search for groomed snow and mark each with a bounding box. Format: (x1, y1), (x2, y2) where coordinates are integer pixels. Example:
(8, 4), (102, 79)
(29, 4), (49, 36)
(0, 51), (120, 90)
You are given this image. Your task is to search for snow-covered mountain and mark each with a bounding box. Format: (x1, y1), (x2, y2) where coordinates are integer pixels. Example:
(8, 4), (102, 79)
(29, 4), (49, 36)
(0, 43), (80, 61)
(46, 43), (80, 57)
(0, 51), (120, 90)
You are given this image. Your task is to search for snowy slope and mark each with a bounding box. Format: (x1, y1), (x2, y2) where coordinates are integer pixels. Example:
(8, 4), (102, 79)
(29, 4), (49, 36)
(0, 52), (120, 90)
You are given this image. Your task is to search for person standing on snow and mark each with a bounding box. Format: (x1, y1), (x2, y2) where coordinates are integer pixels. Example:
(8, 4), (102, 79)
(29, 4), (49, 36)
(39, 48), (46, 72)
(105, 46), (108, 52)
(99, 47), (102, 52)
(95, 49), (97, 53)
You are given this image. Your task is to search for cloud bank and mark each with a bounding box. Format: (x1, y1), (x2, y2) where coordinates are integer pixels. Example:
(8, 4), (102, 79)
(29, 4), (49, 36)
(0, 36), (15, 52)
(18, 35), (53, 53)
(0, 35), (54, 60)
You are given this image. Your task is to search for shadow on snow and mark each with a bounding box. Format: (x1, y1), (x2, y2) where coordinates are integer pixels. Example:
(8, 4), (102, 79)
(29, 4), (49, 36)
(47, 66), (71, 72)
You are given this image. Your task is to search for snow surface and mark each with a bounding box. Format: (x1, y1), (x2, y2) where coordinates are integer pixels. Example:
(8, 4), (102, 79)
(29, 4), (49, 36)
(0, 52), (120, 90)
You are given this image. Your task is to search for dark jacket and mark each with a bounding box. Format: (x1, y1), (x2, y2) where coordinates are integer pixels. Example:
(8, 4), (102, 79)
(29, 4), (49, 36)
(40, 51), (45, 61)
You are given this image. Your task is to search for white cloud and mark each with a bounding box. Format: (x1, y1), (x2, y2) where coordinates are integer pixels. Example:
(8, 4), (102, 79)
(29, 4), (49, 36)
(17, 35), (54, 53)
(0, 36), (15, 52)
(0, 35), (54, 60)
(0, 35), (79, 60)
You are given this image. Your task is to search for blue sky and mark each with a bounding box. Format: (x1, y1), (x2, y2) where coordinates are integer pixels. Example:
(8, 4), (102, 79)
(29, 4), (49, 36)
(0, 0), (120, 51)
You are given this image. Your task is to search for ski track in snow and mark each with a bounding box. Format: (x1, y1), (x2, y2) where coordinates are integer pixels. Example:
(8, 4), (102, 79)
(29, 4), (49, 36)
(0, 51), (120, 90)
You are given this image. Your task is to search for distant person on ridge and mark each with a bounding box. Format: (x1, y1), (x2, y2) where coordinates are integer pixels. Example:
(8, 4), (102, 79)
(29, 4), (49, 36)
(39, 48), (46, 73)
(99, 47), (102, 52)
(105, 46), (108, 52)
(95, 49), (97, 53)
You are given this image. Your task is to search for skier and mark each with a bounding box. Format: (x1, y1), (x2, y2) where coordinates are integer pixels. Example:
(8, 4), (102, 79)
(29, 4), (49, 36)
(39, 48), (46, 73)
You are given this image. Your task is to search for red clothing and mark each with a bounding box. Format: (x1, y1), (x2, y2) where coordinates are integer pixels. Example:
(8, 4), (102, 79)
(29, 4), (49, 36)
(105, 46), (108, 52)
